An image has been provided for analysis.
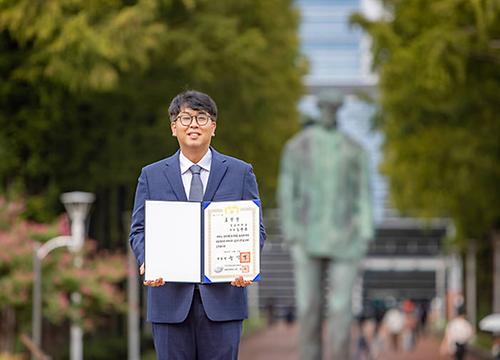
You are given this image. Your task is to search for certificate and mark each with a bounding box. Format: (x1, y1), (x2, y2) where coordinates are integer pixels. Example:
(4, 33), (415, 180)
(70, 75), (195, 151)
(203, 201), (260, 283)
(144, 199), (261, 283)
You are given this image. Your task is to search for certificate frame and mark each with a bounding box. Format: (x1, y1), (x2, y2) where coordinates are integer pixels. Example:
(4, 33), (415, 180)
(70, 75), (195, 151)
(203, 200), (261, 283)
(144, 199), (261, 284)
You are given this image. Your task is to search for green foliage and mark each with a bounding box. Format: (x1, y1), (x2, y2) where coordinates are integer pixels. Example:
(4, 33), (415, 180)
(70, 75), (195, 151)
(0, 0), (166, 91)
(0, 0), (305, 236)
(352, 0), (500, 240)
(83, 333), (127, 360)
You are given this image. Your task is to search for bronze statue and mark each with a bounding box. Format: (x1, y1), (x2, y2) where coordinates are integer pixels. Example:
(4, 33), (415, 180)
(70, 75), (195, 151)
(277, 91), (374, 359)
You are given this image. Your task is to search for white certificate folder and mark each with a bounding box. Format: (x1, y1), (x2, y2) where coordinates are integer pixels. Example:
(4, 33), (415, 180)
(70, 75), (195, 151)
(145, 199), (261, 284)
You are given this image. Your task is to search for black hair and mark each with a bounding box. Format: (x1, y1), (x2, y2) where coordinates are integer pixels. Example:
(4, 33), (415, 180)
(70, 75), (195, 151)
(168, 90), (218, 121)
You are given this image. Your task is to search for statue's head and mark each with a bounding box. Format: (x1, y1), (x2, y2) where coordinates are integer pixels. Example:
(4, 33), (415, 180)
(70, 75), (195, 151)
(298, 95), (321, 127)
(317, 90), (345, 128)
(299, 113), (320, 127)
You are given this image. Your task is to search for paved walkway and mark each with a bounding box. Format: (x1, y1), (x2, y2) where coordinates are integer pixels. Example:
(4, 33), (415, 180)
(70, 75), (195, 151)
(239, 321), (483, 360)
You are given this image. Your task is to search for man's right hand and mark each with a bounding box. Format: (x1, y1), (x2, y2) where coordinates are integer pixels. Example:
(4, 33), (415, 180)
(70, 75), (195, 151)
(139, 263), (166, 287)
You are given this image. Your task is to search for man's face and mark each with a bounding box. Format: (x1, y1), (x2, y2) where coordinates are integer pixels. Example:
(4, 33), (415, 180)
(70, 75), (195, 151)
(171, 107), (216, 151)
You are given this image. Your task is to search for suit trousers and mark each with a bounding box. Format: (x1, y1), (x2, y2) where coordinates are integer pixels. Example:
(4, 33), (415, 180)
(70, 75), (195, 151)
(152, 290), (242, 360)
(291, 245), (359, 360)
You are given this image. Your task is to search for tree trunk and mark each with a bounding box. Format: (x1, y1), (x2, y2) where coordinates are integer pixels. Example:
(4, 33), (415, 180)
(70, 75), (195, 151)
(447, 252), (463, 319)
(109, 186), (119, 247)
(0, 306), (16, 353)
(493, 229), (500, 313)
(465, 242), (476, 327)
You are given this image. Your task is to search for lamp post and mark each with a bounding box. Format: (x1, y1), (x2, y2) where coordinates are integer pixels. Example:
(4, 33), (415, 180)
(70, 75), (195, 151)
(32, 191), (95, 360)
(123, 211), (140, 360)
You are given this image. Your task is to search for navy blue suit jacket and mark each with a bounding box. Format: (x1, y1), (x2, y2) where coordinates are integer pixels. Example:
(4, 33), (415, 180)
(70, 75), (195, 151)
(129, 148), (266, 323)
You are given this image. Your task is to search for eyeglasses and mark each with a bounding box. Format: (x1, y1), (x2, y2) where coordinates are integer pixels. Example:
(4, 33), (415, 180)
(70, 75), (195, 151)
(175, 112), (213, 126)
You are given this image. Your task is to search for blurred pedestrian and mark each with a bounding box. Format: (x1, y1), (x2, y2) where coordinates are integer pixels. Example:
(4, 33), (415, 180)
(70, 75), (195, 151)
(492, 333), (500, 359)
(354, 315), (372, 360)
(284, 305), (295, 328)
(402, 299), (417, 351)
(416, 301), (429, 336)
(383, 305), (404, 351)
(265, 298), (276, 327)
(372, 299), (386, 337)
(440, 306), (474, 360)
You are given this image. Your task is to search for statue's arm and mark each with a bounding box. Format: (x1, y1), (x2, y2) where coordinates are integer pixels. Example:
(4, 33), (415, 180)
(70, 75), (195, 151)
(277, 145), (298, 244)
(359, 150), (374, 244)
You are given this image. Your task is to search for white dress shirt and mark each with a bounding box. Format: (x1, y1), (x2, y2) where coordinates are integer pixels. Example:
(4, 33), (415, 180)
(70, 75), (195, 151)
(179, 149), (212, 199)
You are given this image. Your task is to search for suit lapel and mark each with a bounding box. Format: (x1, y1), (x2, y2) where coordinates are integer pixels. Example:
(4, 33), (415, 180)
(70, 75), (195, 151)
(204, 148), (228, 201)
(162, 150), (188, 201)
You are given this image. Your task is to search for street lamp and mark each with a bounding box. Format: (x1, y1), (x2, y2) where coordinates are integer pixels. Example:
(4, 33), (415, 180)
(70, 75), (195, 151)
(32, 191), (95, 360)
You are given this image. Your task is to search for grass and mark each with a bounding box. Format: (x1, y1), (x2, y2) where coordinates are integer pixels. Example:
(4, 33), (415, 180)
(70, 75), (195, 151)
(242, 316), (266, 338)
(473, 331), (493, 351)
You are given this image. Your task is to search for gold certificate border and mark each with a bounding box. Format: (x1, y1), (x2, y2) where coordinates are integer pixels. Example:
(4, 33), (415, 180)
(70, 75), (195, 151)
(205, 203), (259, 280)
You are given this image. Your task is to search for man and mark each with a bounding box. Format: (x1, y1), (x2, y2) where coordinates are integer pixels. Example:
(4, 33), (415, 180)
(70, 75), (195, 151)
(277, 91), (373, 359)
(129, 90), (266, 359)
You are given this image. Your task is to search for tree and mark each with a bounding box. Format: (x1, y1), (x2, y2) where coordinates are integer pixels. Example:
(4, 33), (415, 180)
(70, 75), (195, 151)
(0, 0), (305, 245)
(352, 0), (500, 311)
(0, 0), (166, 92)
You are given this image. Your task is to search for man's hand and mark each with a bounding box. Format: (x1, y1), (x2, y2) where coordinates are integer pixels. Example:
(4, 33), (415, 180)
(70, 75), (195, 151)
(139, 263), (166, 287)
(231, 276), (252, 287)
(143, 278), (165, 286)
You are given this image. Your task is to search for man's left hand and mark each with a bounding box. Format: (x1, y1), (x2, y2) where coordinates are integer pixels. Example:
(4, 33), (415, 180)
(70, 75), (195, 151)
(231, 276), (252, 287)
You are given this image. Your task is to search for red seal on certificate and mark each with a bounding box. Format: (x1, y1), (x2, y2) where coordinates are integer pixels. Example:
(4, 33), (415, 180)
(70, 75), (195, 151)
(241, 265), (249, 273)
(240, 252), (251, 263)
